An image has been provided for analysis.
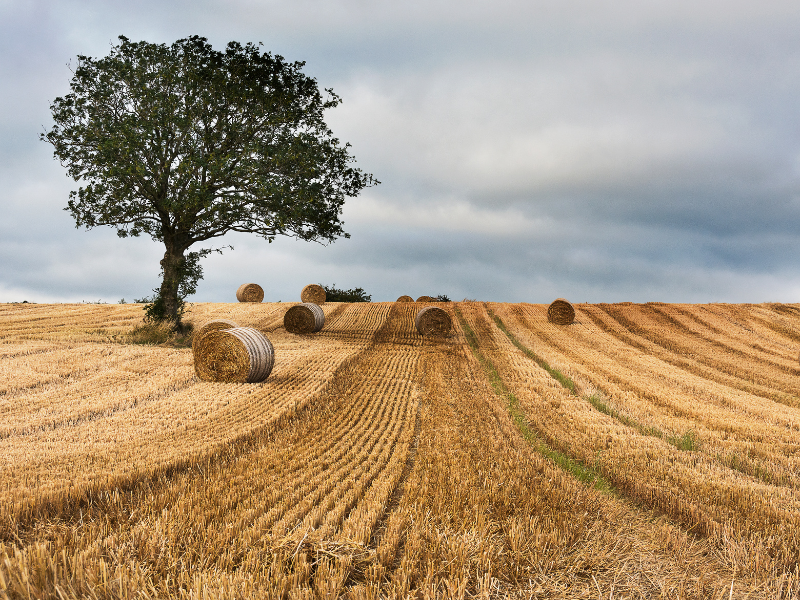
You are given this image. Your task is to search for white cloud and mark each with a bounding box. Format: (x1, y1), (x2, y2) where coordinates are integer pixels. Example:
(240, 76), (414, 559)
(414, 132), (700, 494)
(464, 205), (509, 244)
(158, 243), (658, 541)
(2, 0), (800, 304)
(343, 194), (550, 237)
(327, 52), (764, 200)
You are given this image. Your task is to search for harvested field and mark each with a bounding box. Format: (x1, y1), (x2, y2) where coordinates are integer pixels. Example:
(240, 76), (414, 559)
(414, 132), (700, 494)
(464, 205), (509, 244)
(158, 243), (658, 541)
(0, 301), (799, 598)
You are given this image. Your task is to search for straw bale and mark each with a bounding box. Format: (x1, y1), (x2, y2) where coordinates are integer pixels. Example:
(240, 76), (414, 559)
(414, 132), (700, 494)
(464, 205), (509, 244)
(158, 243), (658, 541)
(415, 306), (452, 336)
(236, 283), (264, 303)
(191, 319), (239, 354)
(396, 295), (413, 303)
(284, 302), (325, 334)
(194, 327), (274, 383)
(416, 296), (436, 303)
(548, 298), (575, 325)
(301, 284), (326, 305)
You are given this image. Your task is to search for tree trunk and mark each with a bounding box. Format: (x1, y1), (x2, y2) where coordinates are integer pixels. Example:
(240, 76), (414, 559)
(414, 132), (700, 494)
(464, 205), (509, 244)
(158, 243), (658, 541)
(159, 244), (185, 328)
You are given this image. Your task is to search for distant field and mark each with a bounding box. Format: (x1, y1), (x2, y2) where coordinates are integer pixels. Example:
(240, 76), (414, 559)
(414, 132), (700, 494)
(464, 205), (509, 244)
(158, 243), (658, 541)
(1, 301), (799, 599)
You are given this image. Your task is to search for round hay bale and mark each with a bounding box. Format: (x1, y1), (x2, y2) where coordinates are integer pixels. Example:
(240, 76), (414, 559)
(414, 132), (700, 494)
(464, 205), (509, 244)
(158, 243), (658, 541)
(236, 283), (264, 303)
(396, 295), (414, 303)
(301, 284), (326, 305)
(415, 306), (452, 336)
(284, 302), (325, 334)
(548, 298), (575, 325)
(191, 318), (239, 354)
(194, 327), (274, 383)
(416, 295), (435, 303)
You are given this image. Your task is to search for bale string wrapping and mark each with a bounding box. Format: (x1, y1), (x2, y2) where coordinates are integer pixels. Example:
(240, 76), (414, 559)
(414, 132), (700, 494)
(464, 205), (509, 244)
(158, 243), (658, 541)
(194, 327), (274, 383)
(284, 303), (325, 334)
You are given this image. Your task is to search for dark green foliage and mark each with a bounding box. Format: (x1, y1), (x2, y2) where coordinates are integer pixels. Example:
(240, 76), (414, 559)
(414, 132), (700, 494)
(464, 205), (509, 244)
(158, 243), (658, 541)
(320, 283), (371, 302)
(42, 35), (378, 326)
(434, 294), (451, 302)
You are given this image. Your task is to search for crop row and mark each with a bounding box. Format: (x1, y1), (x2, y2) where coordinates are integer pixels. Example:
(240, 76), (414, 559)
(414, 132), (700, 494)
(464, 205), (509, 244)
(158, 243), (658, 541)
(0, 303), (422, 596)
(493, 303), (800, 486)
(358, 312), (758, 598)
(480, 302), (800, 578)
(0, 305), (396, 537)
(1, 302), (797, 597)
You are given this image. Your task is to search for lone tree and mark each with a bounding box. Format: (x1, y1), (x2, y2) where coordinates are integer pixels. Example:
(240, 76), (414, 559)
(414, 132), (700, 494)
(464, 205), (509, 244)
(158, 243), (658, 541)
(42, 35), (377, 328)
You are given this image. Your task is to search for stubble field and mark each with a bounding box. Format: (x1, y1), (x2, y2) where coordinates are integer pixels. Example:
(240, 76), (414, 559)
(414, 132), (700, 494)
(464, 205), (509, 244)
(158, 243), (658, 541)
(1, 300), (799, 599)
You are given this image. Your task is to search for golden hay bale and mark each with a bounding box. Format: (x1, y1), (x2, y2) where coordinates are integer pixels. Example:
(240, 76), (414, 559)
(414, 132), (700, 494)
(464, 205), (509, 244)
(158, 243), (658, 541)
(396, 295), (414, 303)
(236, 283), (264, 303)
(301, 284), (326, 305)
(416, 296), (436, 303)
(194, 327), (274, 383)
(415, 306), (452, 336)
(284, 303), (325, 334)
(548, 298), (575, 325)
(191, 319), (239, 354)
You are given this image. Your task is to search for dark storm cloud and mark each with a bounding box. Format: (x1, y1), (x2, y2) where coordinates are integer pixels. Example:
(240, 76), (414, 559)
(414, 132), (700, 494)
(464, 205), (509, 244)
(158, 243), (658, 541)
(2, 0), (800, 303)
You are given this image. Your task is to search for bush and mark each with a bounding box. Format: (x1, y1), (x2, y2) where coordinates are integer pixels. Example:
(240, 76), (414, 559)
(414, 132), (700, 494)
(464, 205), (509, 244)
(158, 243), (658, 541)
(320, 284), (371, 302)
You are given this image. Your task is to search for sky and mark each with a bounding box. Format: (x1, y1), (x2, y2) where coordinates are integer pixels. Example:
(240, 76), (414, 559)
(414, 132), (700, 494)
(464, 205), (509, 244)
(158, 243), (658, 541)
(2, 0), (800, 304)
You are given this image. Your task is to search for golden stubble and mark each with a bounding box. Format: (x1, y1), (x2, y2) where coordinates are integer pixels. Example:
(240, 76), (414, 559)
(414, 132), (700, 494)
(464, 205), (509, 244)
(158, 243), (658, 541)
(0, 301), (798, 598)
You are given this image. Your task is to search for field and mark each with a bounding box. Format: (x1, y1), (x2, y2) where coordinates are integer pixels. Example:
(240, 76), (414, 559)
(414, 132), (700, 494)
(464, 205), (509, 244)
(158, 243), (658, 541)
(1, 300), (800, 599)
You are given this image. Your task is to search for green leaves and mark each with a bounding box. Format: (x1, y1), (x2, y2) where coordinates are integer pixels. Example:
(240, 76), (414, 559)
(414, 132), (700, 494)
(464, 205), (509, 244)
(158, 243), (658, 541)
(42, 35), (378, 253)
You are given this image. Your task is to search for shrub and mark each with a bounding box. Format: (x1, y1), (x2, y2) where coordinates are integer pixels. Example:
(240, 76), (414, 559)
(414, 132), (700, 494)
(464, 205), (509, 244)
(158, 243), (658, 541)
(320, 284), (371, 302)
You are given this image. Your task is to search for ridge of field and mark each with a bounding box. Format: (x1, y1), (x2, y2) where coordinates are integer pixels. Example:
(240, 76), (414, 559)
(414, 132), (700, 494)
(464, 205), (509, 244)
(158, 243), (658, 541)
(0, 302), (798, 598)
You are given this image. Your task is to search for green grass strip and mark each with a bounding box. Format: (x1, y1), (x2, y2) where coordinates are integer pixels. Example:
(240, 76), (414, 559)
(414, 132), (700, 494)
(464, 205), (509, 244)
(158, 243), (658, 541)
(455, 307), (614, 493)
(488, 310), (577, 395)
(486, 307), (701, 452)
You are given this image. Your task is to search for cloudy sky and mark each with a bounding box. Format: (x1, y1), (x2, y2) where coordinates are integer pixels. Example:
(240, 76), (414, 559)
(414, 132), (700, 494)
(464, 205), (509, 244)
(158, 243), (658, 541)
(3, 0), (800, 304)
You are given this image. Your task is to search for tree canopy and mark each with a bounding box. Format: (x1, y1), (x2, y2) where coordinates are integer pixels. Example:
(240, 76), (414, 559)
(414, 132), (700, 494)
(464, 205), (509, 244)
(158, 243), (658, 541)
(42, 35), (377, 325)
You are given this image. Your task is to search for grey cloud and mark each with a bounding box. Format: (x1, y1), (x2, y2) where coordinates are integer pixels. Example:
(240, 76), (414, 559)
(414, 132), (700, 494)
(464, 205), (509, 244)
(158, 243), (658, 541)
(3, 0), (800, 304)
